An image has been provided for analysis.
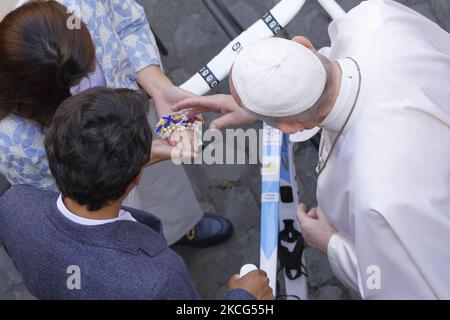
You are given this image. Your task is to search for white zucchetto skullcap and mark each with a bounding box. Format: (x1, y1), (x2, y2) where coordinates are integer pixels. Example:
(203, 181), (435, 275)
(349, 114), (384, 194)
(231, 38), (327, 118)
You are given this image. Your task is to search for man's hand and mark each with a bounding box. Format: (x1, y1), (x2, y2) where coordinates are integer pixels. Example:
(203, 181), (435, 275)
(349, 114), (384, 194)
(173, 94), (258, 130)
(297, 204), (338, 254)
(228, 270), (274, 300)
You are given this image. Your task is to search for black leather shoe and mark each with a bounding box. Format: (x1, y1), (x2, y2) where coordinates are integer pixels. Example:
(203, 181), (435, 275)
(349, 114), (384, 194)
(178, 213), (233, 248)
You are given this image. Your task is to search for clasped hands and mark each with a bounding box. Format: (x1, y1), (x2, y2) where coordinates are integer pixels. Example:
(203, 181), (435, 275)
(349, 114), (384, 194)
(136, 66), (201, 166)
(296, 204), (338, 254)
(147, 85), (201, 166)
(150, 93), (259, 166)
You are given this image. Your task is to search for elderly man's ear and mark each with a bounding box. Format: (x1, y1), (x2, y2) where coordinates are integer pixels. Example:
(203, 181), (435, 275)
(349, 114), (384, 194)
(292, 36), (317, 52)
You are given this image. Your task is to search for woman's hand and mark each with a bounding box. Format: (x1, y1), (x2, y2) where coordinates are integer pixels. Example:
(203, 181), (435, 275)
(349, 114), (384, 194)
(296, 204), (338, 254)
(136, 66), (201, 149)
(173, 94), (259, 130)
(137, 65), (194, 117)
(153, 85), (196, 119)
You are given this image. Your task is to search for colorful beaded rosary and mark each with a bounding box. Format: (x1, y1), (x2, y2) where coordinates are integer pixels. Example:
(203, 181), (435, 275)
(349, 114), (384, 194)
(156, 111), (205, 139)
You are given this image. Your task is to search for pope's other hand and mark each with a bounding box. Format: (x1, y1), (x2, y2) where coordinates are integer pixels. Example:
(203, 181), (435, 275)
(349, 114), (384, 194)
(297, 204), (338, 254)
(228, 270), (274, 300)
(173, 94), (258, 130)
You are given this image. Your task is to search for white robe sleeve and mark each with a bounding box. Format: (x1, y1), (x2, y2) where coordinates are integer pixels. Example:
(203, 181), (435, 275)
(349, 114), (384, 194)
(327, 233), (360, 293)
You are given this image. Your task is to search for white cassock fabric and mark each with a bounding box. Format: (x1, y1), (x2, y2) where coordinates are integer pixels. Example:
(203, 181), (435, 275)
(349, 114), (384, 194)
(316, 0), (450, 299)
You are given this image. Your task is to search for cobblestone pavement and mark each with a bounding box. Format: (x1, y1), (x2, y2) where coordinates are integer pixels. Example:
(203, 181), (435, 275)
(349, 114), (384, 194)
(0, 0), (449, 300)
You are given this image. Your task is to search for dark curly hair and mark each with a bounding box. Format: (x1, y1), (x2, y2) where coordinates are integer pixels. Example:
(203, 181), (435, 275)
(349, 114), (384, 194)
(45, 87), (152, 211)
(0, 0), (96, 127)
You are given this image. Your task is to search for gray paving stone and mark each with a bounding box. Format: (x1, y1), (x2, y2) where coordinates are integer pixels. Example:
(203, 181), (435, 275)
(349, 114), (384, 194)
(310, 284), (348, 300)
(429, 0), (450, 31)
(0, 246), (35, 300)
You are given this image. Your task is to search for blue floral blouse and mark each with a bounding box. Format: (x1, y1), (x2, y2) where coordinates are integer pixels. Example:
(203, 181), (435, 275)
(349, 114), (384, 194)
(0, 0), (162, 190)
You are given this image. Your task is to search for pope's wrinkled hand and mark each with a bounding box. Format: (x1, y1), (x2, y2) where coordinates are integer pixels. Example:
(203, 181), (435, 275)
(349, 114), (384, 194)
(172, 94), (258, 130)
(296, 204), (338, 254)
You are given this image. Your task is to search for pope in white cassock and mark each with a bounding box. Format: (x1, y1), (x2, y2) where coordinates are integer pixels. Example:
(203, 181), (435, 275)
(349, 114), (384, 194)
(174, 0), (450, 299)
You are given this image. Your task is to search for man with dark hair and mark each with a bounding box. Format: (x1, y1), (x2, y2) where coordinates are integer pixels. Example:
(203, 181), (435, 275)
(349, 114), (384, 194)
(0, 88), (273, 300)
(45, 88), (154, 213)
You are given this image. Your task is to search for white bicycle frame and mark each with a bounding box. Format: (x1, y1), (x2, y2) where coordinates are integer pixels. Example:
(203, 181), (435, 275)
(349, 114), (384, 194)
(180, 0), (346, 296)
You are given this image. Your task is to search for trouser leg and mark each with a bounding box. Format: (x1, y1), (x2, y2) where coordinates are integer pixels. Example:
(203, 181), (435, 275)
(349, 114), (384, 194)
(125, 161), (203, 245)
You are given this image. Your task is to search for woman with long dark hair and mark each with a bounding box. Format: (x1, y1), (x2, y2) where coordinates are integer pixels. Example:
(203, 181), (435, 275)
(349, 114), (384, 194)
(0, 1), (96, 189)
